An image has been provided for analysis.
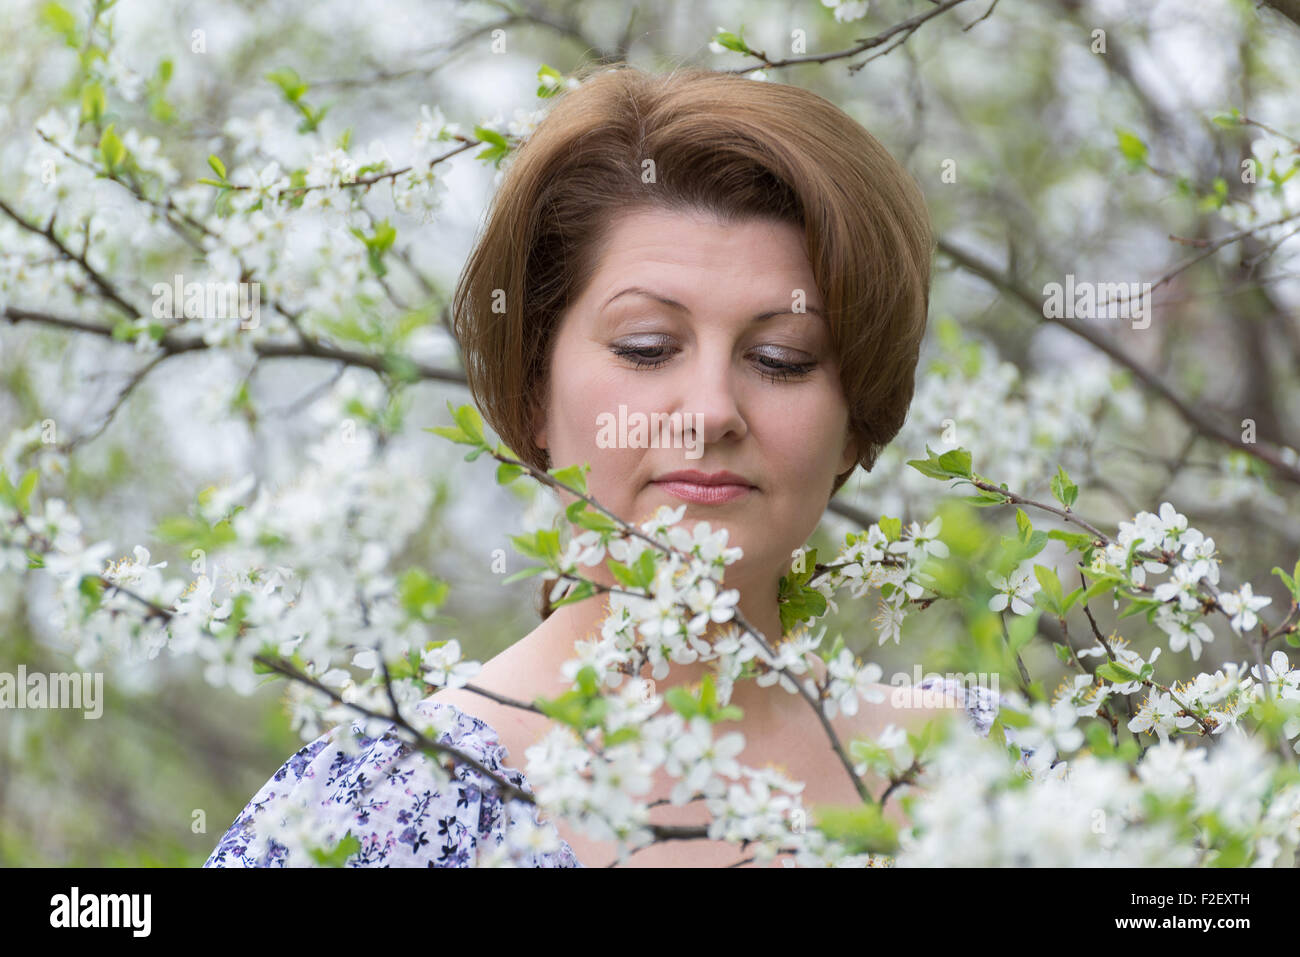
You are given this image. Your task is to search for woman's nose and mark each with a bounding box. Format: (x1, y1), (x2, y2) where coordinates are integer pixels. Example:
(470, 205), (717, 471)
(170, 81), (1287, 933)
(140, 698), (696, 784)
(673, 350), (749, 449)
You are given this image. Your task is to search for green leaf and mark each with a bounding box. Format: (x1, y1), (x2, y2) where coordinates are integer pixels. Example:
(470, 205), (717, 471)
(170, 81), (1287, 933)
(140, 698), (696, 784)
(785, 546), (818, 586)
(426, 424), (468, 444)
(1080, 575), (1119, 603)
(1211, 108), (1241, 129)
(1198, 177), (1229, 212)
(40, 2), (79, 45)
(699, 672), (718, 712)
(510, 529), (560, 563)
(15, 468), (39, 512)
(152, 512), (238, 553)
(1020, 530), (1048, 561)
(610, 549), (656, 590)
(1083, 720), (1115, 755)
(1061, 586), (1084, 614)
(309, 831), (360, 867)
(1097, 661), (1140, 683)
(999, 516), (1049, 568)
(428, 402), (488, 449)
(963, 489), (1009, 507)
(607, 559), (642, 589)
(777, 579), (828, 634)
(398, 568), (449, 620)
(570, 507), (617, 534)
(604, 726), (641, 748)
(1117, 596), (1160, 620)
(937, 448), (972, 478)
(79, 80), (107, 125)
(251, 646), (281, 675)
(501, 565), (547, 584)
(664, 685), (700, 719)
(809, 801), (897, 856)
(1050, 465), (1079, 508)
(1005, 608), (1040, 655)
(634, 549), (656, 587)
(207, 154), (227, 180)
(1272, 563), (1300, 601)
(994, 704), (1032, 729)
(79, 574), (104, 615)
(473, 126), (508, 148)
(905, 456), (950, 481)
(536, 63), (564, 98)
(451, 403), (486, 446)
(472, 125), (510, 167)
(1015, 508), (1032, 542)
(551, 579), (596, 608)
(111, 318), (137, 341)
(1033, 564), (1065, 615)
(352, 219), (397, 277)
(299, 106), (329, 136)
(147, 59), (177, 123)
(907, 720), (934, 758)
(369, 219), (396, 253)
(712, 29), (750, 54)
(99, 124), (126, 173)
(905, 445), (972, 482)
(265, 67), (308, 102)
(548, 463), (588, 496)
(496, 462), (524, 485)
(1047, 529), (1094, 550)
(1116, 128), (1148, 169)
(878, 517), (902, 543)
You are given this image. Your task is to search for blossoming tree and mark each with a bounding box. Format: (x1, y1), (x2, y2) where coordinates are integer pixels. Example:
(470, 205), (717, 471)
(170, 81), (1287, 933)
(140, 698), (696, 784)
(2, 0), (1300, 865)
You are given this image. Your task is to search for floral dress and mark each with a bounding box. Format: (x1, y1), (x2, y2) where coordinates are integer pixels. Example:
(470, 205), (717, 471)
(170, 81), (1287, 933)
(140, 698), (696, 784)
(204, 677), (1017, 868)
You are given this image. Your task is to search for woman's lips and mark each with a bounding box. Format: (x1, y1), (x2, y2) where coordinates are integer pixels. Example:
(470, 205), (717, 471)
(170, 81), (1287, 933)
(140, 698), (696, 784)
(651, 480), (754, 505)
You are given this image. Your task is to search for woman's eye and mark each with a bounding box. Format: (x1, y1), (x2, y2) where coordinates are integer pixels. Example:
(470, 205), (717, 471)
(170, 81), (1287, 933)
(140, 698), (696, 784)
(755, 356), (815, 383)
(612, 344), (673, 369)
(610, 343), (815, 382)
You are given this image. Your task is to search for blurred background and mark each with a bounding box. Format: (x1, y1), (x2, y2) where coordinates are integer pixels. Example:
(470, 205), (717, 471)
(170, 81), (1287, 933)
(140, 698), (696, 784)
(1, 0), (1297, 865)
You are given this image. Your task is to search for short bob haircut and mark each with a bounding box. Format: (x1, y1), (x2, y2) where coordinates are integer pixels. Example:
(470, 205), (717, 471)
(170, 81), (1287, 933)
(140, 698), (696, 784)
(452, 64), (934, 612)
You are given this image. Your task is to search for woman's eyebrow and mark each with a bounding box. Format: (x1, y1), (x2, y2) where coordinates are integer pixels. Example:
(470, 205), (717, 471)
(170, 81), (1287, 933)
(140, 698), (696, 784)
(601, 286), (825, 321)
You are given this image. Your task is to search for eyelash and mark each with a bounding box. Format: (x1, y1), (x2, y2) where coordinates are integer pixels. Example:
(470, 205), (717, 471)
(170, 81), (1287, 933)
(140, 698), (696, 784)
(611, 345), (815, 384)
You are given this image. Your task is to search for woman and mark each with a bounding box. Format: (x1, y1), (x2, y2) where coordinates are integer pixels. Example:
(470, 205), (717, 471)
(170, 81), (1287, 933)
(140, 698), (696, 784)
(205, 63), (1004, 869)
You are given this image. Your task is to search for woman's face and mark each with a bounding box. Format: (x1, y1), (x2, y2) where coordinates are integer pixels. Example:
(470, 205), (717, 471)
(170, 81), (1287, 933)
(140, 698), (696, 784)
(534, 205), (857, 597)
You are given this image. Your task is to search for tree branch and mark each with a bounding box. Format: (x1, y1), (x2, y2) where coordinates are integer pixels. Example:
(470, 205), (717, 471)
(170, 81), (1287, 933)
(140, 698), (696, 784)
(937, 237), (1300, 486)
(0, 197), (144, 319)
(2, 305), (469, 384)
(721, 0), (973, 74)
(1261, 0), (1300, 29)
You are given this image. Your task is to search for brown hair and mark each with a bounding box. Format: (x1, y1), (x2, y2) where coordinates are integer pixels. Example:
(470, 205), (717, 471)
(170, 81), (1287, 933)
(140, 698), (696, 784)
(450, 64), (934, 620)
